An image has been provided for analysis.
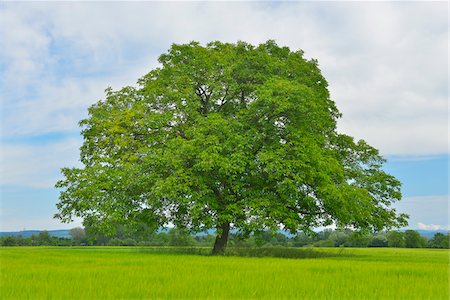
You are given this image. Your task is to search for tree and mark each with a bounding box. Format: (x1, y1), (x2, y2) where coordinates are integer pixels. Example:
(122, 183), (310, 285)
(387, 231), (405, 248)
(368, 236), (388, 247)
(69, 227), (86, 245)
(328, 230), (349, 247)
(428, 232), (450, 248)
(55, 41), (408, 255)
(39, 231), (51, 244)
(291, 232), (313, 247)
(1, 236), (17, 246)
(344, 232), (370, 248)
(404, 230), (426, 248)
(168, 228), (195, 246)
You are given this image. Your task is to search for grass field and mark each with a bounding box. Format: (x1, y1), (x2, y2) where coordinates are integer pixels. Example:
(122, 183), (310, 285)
(1, 247), (448, 299)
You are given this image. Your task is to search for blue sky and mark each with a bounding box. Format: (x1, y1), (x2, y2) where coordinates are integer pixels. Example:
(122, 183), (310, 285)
(0, 1), (448, 231)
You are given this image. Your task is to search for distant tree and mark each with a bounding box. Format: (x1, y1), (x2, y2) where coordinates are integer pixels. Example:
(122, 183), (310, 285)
(1, 236), (17, 246)
(228, 233), (257, 248)
(273, 232), (289, 246)
(69, 227), (86, 245)
(122, 238), (137, 246)
(329, 230), (349, 247)
(387, 231), (405, 248)
(55, 40), (408, 255)
(404, 230), (426, 248)
(344, 232), (370, 247)
(254, 231), (288, 247)
(13, 236), (31, 246)
(37, 231), (52, 245)
(20, 236), (32, 246)
(107, 238), (123, 246)
(154, 232), (170, 246)
(314, 239), (335, 247)
(168, 228), (194, 246)
(316, 229), (334, 242)
(193, 234), (216, 247)
(427, 233), (449, 248)
(291, 232), (313, 247)
(368, 236), (388, 247)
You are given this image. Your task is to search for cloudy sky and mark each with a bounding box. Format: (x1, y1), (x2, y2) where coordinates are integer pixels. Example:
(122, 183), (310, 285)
(0, 1), (448, 231)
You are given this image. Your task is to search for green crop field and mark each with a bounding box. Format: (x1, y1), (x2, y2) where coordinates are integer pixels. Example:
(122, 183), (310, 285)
(1, 247), (448, 299)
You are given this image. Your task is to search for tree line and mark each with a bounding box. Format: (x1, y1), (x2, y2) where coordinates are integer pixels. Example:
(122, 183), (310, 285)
(1, 227), (448, 249)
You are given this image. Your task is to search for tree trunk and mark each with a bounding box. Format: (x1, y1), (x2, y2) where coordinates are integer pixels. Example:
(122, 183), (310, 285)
(212, 222), (230, 255)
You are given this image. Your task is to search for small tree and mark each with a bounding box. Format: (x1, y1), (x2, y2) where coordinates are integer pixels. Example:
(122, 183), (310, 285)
(37, 231), (52, 246)
(328, 230), (349, 247)
(55, 41), (407, 254)
(345, 232), (370, 248)
(387, 231), (405, 248)
(168, 228), (194, 246)
(404, 230), (426, 248)
(428, 233), (450, 248)
(69, 227), (86, 245)
(291, 232), (313, 247)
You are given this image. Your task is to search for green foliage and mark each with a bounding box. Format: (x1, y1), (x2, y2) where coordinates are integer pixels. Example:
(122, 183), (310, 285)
(0, 235), (71, 247)
(107, 238), (136, 246)
(388, 231), (406, 248)
(344, 232), (370, 248)
(36, 231), (51, 245)
(1, 237), (20, 246)
(328, 230), (350, 247)
(291, 232), (313, 247)
(2, 228), (440, 249)
(168, 228), (195, 246)
(69, 227), (87, 245)
(368, 236), (388, 247)
(253, 231), (289, 247)
(404, 229), (427, 248)
(314, 239), (335, 247)
(428, 233), (450, 248)
(55, 41), (407, 251)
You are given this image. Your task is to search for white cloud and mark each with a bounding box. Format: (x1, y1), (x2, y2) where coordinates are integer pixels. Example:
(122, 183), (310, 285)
(0, 138), (82, 188)
(0, 7), (50, 90)
(2, 73), (148, 136)
(393, 195), (449, 229)
(1, 1), (446, 156)
(0, 1), (448, 189)
(417, 223), (448, 231)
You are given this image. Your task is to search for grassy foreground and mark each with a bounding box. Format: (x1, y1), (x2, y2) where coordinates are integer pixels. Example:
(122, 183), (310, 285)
(1, 247), (448, 299)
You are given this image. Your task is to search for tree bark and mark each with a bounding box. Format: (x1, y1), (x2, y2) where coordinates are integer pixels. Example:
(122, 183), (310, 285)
(212, 222), (230, 255)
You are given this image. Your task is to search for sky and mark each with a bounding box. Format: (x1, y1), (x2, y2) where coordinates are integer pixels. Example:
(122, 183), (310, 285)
(0, 1), (448, 232)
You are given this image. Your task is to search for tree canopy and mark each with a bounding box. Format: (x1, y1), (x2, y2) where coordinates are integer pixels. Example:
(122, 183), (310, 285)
(55, 40), (408, 254)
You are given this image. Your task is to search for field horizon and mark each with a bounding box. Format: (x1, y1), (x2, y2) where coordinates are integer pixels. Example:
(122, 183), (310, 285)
(1, 228), (448, 239)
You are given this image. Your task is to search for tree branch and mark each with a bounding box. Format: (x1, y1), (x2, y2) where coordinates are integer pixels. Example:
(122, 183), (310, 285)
(217, 86), (229, 112)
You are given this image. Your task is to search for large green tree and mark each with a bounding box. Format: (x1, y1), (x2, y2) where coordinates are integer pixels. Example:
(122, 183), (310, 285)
(55, 41), (407, 254)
